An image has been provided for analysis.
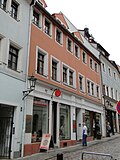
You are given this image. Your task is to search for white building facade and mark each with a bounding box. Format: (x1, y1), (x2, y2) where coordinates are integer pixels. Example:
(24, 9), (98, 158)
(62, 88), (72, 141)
(0, 0), (33, 158)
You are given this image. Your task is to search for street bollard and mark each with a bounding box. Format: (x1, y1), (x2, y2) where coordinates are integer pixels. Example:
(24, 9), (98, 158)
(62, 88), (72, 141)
(57, 153), (63, 160)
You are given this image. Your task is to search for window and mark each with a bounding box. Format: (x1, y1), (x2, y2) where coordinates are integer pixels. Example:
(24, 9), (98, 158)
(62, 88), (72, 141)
(36, 47), (48, 77)
(67, 38), (72, 52)
(63, 67), (67, 83)
(32, 97), (48, 142)
(69, 70), (73, 86)
(96, 85), (100, 98)
(95, 63), (98, 72)
(0, 0), (7, 10)
(106, 86), (109, 96)
(62, 64), (76, 88)
(113, 72), (116, 80)
(33, 10), (39, 26)
(91, 83), (94, 95)
(52, 60), (57, 81)
(8, 45), (18, 71)
(87, 80), (90, 94)
(103, 85), (105, 95)
(74, 44), (80, 58)
(102, 63), (105, 72)
(10, 0), (19, 20)
(90, 58), (93, 69)
(79, 74), (84, 92)
(111, 88), (113, 99)
(60, 104), (70, 140)
(44, 18), (52, 36)
(37, 52), (44, 75)
(108, 68), (111, 76)
(51, 57), (60, 82)
(56, 28), (63, 45)
(33, 7), (42, 28)
(82, 51), (87, 63)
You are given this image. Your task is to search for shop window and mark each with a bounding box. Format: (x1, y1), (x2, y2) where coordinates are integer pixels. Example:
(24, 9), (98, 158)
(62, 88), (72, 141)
(0, 0), (7, 11)
(32, 97), (49, 142)
(59, 104), (70, 140)
(85, 111), (91, 136)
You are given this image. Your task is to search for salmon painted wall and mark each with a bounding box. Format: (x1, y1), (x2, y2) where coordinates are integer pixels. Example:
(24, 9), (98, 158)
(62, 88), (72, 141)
(29, 14), (101, 104)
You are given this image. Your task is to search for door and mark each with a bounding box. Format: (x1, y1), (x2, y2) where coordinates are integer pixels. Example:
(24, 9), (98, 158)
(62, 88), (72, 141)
(0, 105), (14, 159)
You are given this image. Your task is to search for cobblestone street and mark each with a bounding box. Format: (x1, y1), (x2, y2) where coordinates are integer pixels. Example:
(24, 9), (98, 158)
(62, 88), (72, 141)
(16, 134), (120, 160)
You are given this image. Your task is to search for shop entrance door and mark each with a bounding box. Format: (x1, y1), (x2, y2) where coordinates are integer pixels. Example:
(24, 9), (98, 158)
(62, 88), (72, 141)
(52, 102), (57, 144)
(0, 105), (14, 159)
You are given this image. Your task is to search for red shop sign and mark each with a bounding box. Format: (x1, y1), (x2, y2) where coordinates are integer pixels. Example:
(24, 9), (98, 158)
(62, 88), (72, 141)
(116, 101), (120, 114)
(55, 89), (61, 97)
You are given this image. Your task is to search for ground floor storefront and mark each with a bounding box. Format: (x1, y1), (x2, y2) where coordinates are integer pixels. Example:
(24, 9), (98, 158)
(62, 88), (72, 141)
(23, 83), (104, 156)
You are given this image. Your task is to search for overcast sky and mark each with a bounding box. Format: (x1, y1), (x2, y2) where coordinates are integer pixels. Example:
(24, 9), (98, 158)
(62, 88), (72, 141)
(45, 0), (120, 65)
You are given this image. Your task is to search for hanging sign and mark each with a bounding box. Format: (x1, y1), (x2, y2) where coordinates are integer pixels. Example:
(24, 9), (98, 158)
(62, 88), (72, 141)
(116, 101), (120, 114)
(55, 89), (61, 97)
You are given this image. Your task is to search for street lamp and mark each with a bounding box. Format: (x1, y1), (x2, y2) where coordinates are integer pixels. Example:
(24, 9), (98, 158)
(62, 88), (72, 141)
(22, 75), (37, 100)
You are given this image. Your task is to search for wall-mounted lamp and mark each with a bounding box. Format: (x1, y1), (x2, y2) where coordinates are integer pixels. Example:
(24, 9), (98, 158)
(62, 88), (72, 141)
(22, 75), (37, 100)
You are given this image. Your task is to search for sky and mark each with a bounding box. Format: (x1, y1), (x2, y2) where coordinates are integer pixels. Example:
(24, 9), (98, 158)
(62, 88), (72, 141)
(45, 0), (120, 65)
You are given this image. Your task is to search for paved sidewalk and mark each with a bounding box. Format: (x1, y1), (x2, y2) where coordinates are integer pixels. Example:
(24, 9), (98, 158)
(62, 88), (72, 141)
(16, 133), (120, 160)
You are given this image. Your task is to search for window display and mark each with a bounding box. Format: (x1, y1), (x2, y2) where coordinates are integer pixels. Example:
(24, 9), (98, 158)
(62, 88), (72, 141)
(59, 104), (70, 140)
(32, 97), (48, 142)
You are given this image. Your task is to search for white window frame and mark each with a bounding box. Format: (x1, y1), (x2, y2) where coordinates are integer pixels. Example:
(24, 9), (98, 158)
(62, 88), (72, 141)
(62, 63), (76, 88)
(74, 43), (80, 59)
(96, 85), (100, 99)
(95, 62), (98, 72)
(44, 17), (52, 38)
(102, 62), (106, 72)
(66, 37), (73, 53)
(36, 46), (48, 78)
(55, 27), (63, 46)
(108, 67), (112, 77)
(78, 73), (85, 93)
(32, 7), (42, 29)
(10, 0), (20, 21)
(51, 56), (61, 83)
(86, 78), (96, 97)
(82, 51), (87, 64)
(89, 58), (93, 70)
(8, 41), (22, 72)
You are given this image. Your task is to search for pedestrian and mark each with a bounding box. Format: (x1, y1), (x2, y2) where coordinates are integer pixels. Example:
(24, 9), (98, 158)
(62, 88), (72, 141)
(106, 122), (111, 137)
(82, 123), (87, 146)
